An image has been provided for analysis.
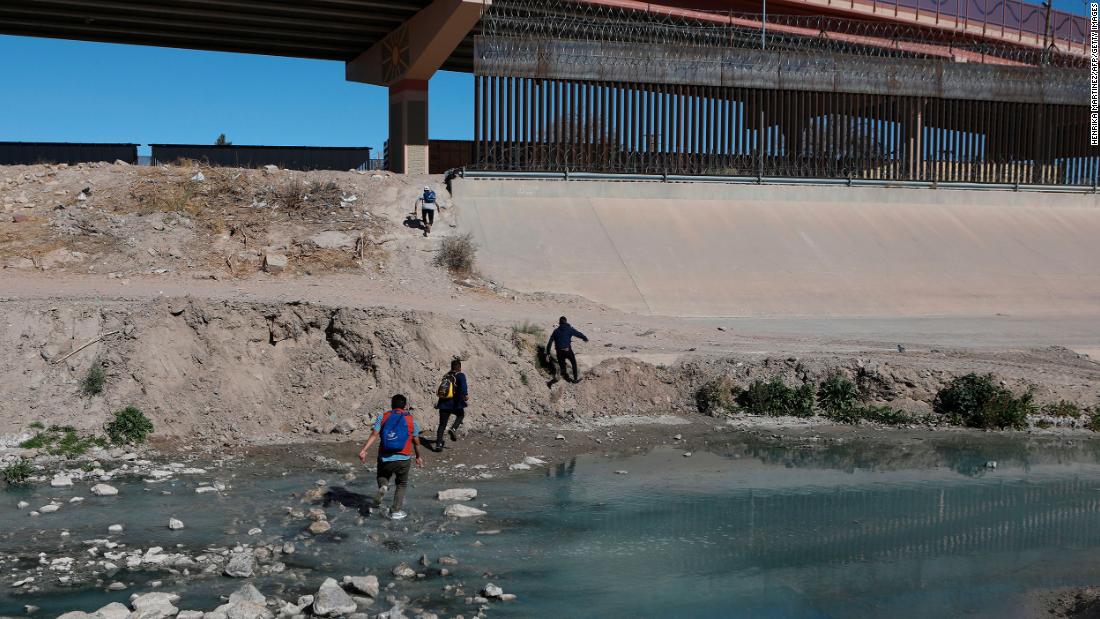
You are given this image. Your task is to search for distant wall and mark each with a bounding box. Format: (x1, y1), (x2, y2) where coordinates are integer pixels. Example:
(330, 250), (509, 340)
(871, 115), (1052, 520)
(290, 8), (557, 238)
(0, 142), (138, 165)
(456, 179), (1100, 317)
(150, 144), (372, 171)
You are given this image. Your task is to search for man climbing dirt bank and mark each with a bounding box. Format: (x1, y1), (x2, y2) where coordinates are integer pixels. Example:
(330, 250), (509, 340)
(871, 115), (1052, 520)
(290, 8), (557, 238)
(415, 185), (438, 236)
(434, 358), (469, 451)
(546, 316), (589, 386)
(357, 395), (424, 520)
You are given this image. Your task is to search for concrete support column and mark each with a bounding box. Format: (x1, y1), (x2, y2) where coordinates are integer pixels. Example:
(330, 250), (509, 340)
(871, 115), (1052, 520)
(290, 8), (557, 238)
(388, 79), (429, 174)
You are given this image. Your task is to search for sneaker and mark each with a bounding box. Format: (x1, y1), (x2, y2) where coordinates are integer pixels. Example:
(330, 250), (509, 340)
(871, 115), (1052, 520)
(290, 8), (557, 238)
(389, 510), (407, 520)
(448, 428), (458, 442)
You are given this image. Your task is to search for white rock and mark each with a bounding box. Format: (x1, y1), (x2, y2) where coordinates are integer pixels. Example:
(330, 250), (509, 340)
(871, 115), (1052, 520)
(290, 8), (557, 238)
(224, 551), (255, 578)
(312, 577), (356, 616)
(191, 171), (205, 182)
(93, 601), (130, 619)
(39, 503), (60, 513)
(391, 563), (416, 578)
(130, 592), (179, 619)
(57, 613), (92, 619)
(344, 575), (379, 598)
(247, 527), (261, 536)
(522, 457), (547, 466)
(91, 483), (119, 496)
(228, 584), (266, 605)
(51, 474), (73, 487)
(443, 504), (486, 518)
(108, 524), (123, 533)
(16, 501), (29, 509)
(508, 463), (531, 471)
(168, 518), (184, 530)
(263, 254), (287, 274)
(436, 488), (477, 502)
(482, 583), (504, 598)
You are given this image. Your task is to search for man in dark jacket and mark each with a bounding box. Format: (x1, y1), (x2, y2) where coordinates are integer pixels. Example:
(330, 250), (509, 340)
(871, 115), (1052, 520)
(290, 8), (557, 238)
(435, 358), (468, 451)
(546, 316), (588, 384)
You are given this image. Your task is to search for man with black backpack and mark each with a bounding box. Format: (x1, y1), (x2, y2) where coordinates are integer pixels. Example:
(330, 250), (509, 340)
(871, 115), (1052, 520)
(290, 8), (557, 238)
(434, 358), (468, 451)
(357, 394), (424, 520)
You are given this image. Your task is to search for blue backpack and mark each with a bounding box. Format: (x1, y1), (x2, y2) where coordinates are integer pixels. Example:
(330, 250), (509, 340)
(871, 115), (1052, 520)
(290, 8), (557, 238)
(423, 189), (436, 204)
(379, 410), (413, 457)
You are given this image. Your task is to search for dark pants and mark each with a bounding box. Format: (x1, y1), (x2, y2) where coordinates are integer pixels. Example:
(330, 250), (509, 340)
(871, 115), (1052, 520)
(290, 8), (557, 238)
(556, 348), (579, 382)
(375, 458), (411, 511)
(422, 208), (435, 228)
(436, 408), (465, 446)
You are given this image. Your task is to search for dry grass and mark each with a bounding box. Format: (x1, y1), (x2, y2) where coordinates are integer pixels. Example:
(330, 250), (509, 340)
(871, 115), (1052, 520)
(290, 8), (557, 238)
(434, 233), (478, 274)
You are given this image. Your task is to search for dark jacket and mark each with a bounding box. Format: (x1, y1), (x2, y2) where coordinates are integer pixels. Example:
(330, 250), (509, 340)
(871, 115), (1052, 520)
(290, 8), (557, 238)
(437, 371), (468, 410)
(547, 324), (588, 352)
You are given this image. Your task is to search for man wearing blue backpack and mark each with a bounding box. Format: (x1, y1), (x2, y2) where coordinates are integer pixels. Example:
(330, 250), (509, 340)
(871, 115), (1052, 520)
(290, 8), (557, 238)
(416, 185), (437, 237)
(357, 394), (424, 520)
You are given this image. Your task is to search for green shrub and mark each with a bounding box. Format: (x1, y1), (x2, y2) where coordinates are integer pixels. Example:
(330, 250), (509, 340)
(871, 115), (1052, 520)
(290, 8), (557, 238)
(512, 322), (545, 338)
(434, 233), (478, 274)
(105, 406), (154, 445)
(28, 421), (44, 430)
(933, 374), (1034, 429)
(816, 374), (859, 414)
(81, 360), (106, 396)
(695, 378), (735, 416)
(1041, 400), (1082, 418)
(1088, 411), (1100, 432)
(736, 378), (814, 417)
(19, 426), (108, 458)
(2, 459), (33, 486)
(823, 404), (911, 425)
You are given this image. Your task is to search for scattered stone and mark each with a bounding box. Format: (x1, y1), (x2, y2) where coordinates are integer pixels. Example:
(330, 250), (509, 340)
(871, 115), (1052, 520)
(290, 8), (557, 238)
(555, 434), (565, 440)
(16, 501), (29, 509)
(107, 582), (127, 591)
(51, 474), (73, 487)
(683, 452), (693, 457)
(108, 524), (123, 533)
(507, 463), (531, 471)
(263, 164), (279, 172)
(615, 470), (628, 475)
(39, 504), (60, 513)
(312, 578), (357, 616)
(130, 592), (179, 619)
(247, 527), (262, 536)
(176, 612), (203, 619)
(522, 457), (547, 466)
(482, 584), (504, 599)
(309, 520), (332, 535)
(93, 602), (129, 619)
(190, 171), (205, 182)
(391, 563), (416, 579)
(333, 418), (357, 434)
(168, 518), (184, 530)
(438, 555), (459, 566)
(224, 551), (255, 578)
(228, 584), (266, 605)
(672, 434), (682, 440)
(23, 605), (39, 615)
(57, 613), (92, 619)
(436, 488), (477, 502)
(986, 461), (998, 469)
(443, 504), (486, 518)
(344, 575), (379, 598)
(263, 254), (287, 274)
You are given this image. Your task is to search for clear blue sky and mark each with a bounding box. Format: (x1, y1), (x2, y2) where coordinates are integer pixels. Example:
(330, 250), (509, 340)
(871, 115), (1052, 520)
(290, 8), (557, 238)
(0, 35), (473, 155)
(0, 0), (1088, 153)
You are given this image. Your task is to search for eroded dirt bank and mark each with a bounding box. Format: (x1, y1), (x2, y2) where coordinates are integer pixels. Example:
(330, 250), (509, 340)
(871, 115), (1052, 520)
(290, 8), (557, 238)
(2, 297), (1098, 448)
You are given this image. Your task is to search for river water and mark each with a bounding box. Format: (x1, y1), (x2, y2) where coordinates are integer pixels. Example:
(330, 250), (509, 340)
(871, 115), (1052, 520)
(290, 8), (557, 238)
(4, 434), (1100, 618)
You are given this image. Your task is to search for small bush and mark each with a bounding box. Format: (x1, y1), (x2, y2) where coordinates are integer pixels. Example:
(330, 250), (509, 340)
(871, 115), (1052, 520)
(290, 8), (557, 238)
(2, 459), (33, 486)
(81, 360), (106, 397)
(105, 406), (154, 445)
(434, 233), (477, 274)
(816, 373), (859, 414)
(512, 321), (545, 338)
(827, 404), (915, 425)
(1041, 400), (1082, 418)
(696, 378), (735, 416)
(28, 421), (44, 430)
(519, 372), (529, 386)
(736, 378), (814, 417)
(1088, 411), (1100, 432)
(20, 426), (107, 458)
(933, 374), (1034, 429)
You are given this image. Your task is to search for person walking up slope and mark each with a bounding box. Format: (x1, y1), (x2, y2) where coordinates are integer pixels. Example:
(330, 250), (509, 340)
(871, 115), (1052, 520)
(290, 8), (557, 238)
(415, 186), (438, 237)
(546, 316), (588, 385)
(357, 394), (424, 520)
(434, 358), (469, 451)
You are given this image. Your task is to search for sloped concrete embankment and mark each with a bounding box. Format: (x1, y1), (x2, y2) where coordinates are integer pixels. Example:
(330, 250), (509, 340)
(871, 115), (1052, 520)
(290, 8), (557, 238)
(455, 179), (1100, 318)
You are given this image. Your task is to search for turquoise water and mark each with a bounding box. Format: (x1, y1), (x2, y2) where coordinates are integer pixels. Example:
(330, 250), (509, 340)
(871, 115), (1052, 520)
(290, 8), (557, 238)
(4, 435), (1100, 618)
